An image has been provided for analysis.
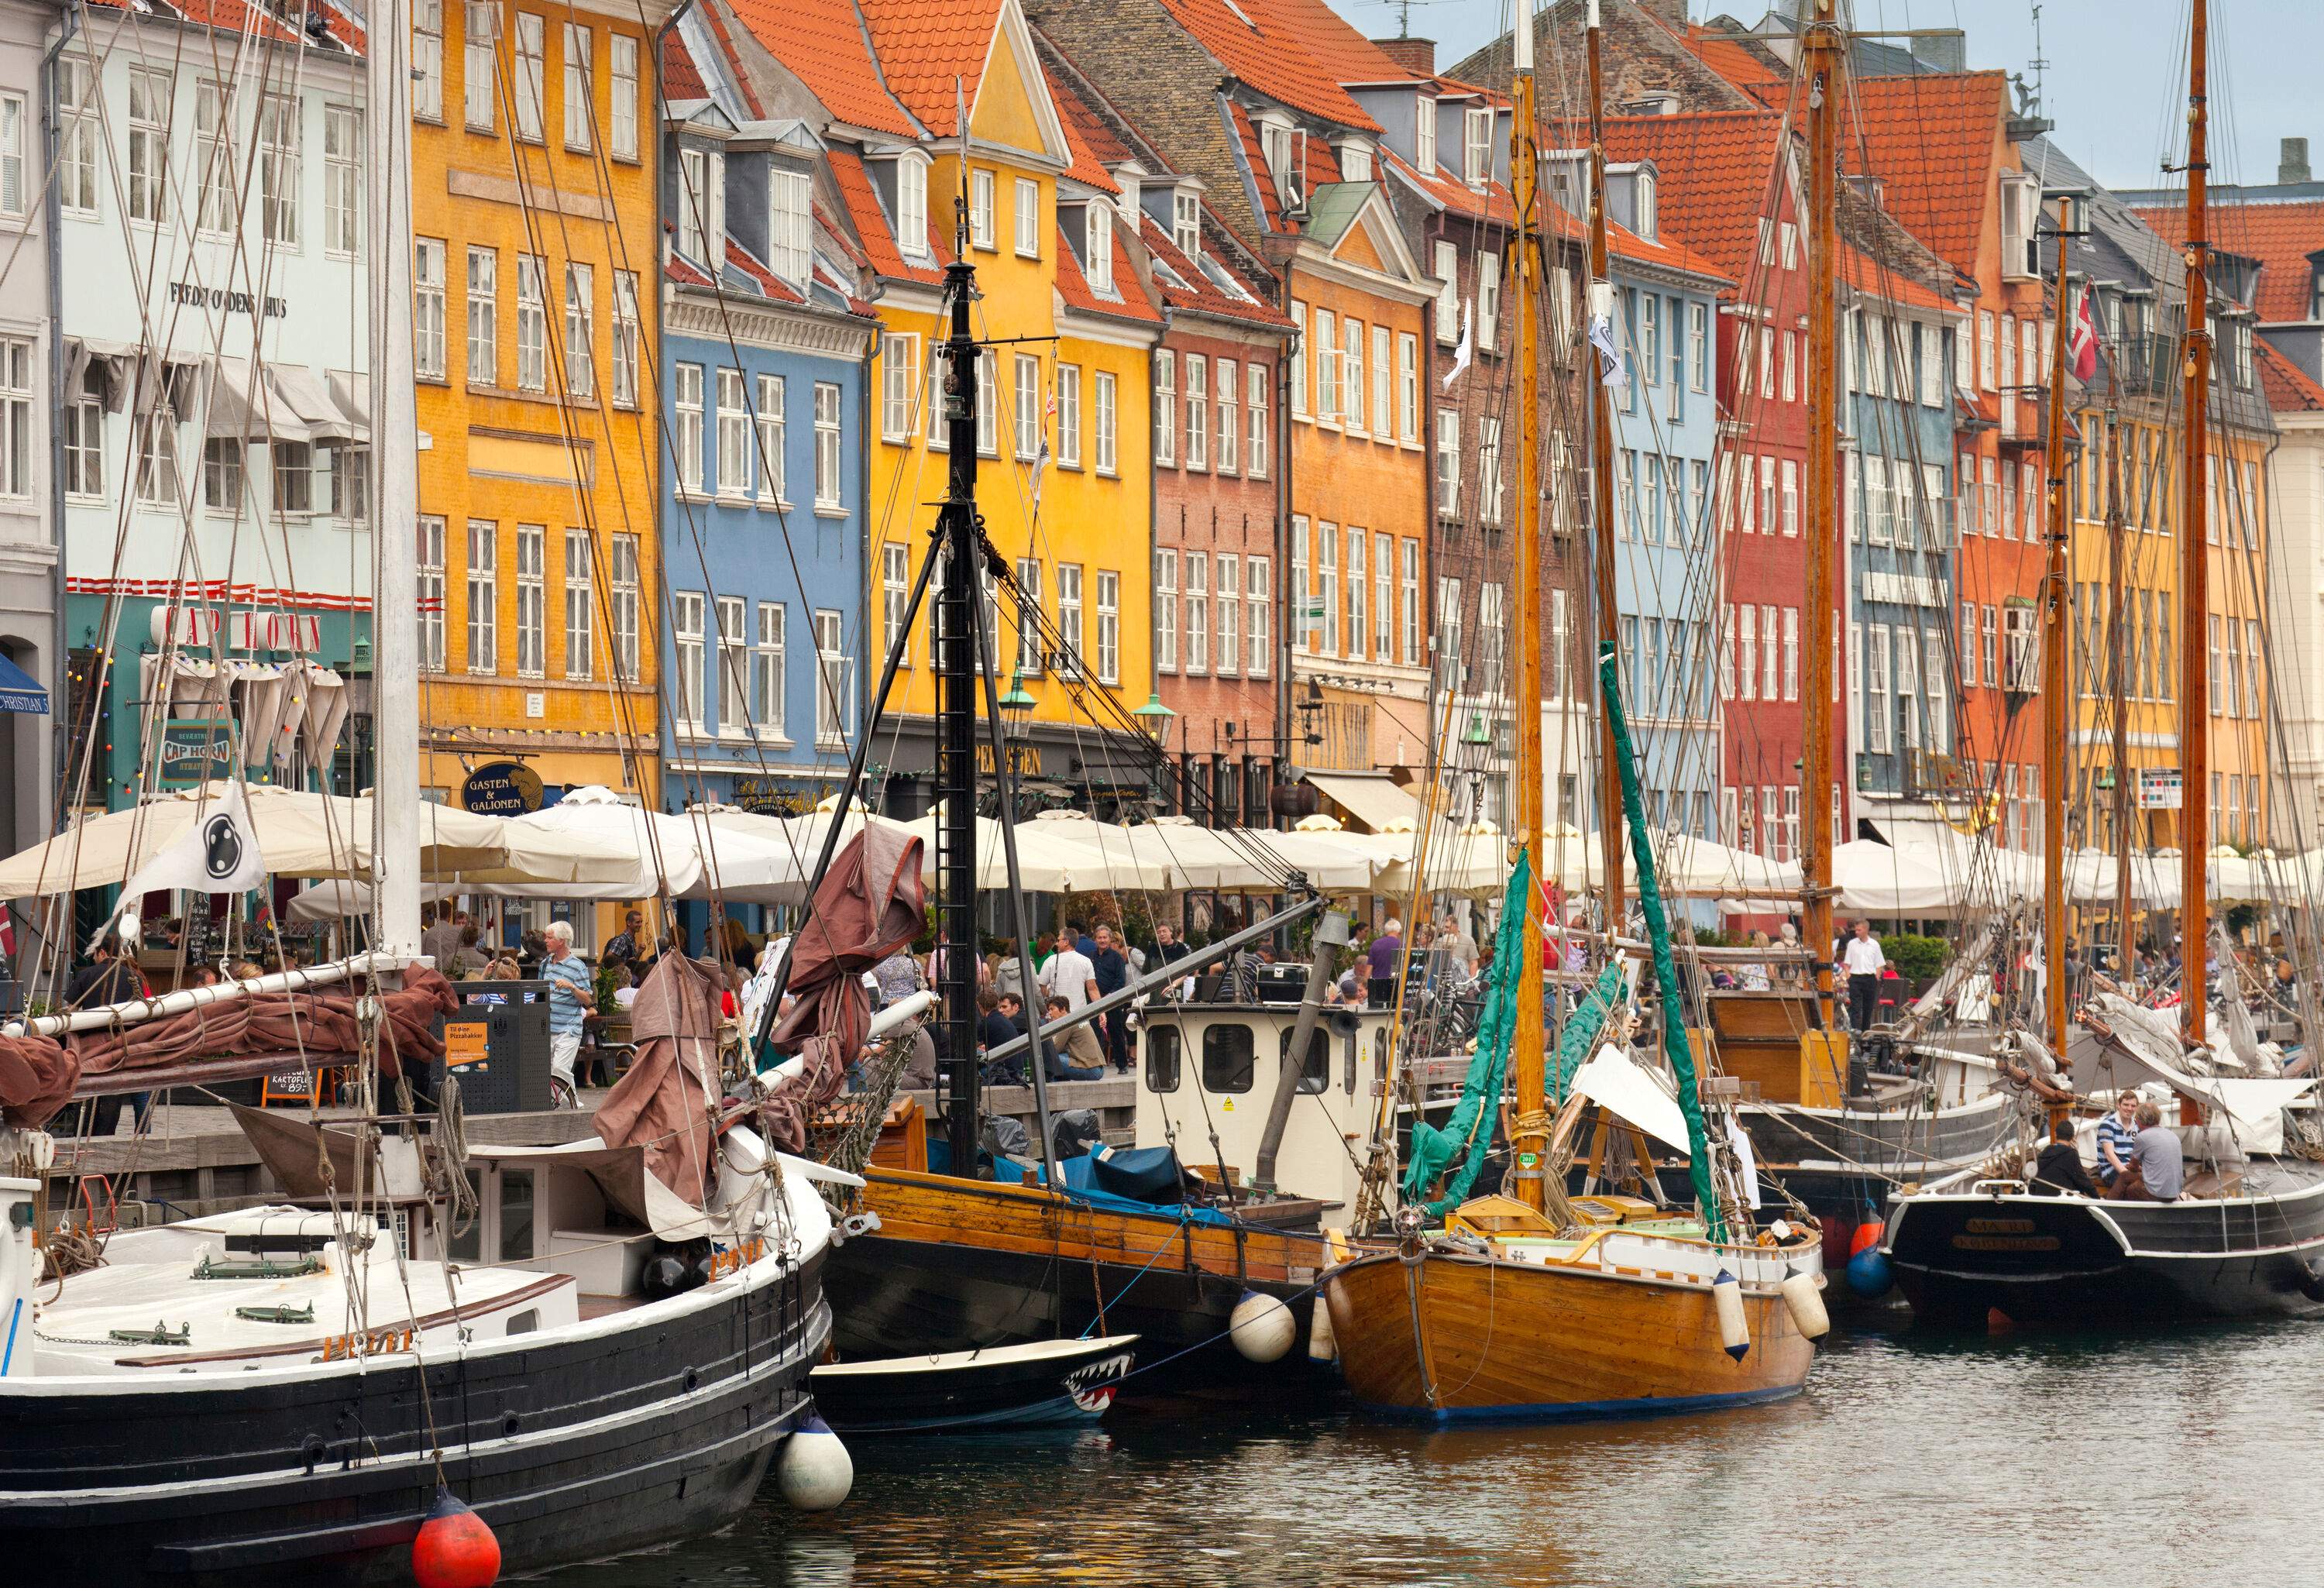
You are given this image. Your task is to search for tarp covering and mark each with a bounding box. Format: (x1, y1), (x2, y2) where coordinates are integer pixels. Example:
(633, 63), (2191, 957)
(64, 964), (459, 1088)
(1570, 1046), (1693, 1156)
(1401, 849), (1532, 1217)
(595, 952), (731, 1207)
(0, 1031), (75, 1127)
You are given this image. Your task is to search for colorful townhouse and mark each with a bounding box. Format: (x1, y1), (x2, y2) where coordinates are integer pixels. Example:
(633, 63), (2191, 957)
(53, 3), (370, 824)
(654, 4), (878, 837)
(410, 0), (670, 876)
(720, 0), (1160, 820)
(1030, 0), (1439, 807)
(0, 0), (49, 862)
(1037, 41), (1294, 828)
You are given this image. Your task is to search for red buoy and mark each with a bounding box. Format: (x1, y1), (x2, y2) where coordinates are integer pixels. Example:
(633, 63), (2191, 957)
(412, 1485), (501, 1588)
(1848, 1218), (1884, 1257)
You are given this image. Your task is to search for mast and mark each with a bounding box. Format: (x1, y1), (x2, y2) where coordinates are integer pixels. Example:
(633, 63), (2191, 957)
(1583, 0), (1624, 931)
(365, 0), (420, 957)
(2107, 424), (2135, 975)
(2040, 204), (2072, 1053)
(2179, 0), (2212, 1043)
(1800, 1), (1840, 1027)
(1507, 2), (1548, 1209)
(937, 249), (982, 1177)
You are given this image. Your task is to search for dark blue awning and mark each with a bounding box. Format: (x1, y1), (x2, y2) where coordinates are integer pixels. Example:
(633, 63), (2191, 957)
(0, 651), (46, 714)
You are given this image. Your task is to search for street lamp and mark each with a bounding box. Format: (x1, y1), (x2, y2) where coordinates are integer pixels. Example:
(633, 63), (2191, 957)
(999, 669), (1037, 713)
(1133, 690), (1176, 747)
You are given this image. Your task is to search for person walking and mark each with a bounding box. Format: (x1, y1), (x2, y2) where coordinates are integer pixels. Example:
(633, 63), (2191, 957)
(1089, 924), (1131, 1071)
(538, 921), (595, 1095)
(1841, 919), (1887, 1033)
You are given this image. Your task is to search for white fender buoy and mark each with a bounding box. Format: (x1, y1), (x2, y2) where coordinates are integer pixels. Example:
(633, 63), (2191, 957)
(1712, 1269), (1750, 1362)
(1306, 1290), (1339, 1363)
(777, 1414), (854, 1512)
(1779, 1264), (1831, 1342)
(1228, 1290), (1295, 1364)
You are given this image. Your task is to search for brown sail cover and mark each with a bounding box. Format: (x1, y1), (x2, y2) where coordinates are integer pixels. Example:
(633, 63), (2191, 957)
(764, 823), (926, 1153)
(596, 951), (729, 1205)
(0, 967), (459, 1126)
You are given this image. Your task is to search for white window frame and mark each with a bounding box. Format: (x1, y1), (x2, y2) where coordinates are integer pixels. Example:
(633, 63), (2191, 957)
(563, 261), (593, 398)
(515, 254), (548, 391)
(673, 591), (706, 734)
(1247, 555), (1271, 677)
(758, 373), (786, 504)
(716, 367), (751, 497)
(563, 22), (593, 152)
(466, 520), (498, 675)
(418, 517), (447, 670)
(466, 2), (500, 132)
(1246, 362), (1269, 477)
(514, 524), (546, 678)
(563, 528), (593, 680)
(813, 382), (843, 510)
(513, 12), (545, 143)
(1095, 570), (1119, 685)
(414, 239), (448, 380)
(755, 602), (787, 736)
(1014, 177), (1040, 257)
(610, 33), (639, 160)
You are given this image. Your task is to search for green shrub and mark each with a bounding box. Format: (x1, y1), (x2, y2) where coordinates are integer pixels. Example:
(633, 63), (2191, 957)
(1881, 933), (1950, 981)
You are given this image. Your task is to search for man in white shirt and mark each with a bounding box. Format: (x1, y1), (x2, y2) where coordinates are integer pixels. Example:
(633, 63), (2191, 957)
(1037, 927), (1098, 1016)
(1841, 919), (1887, 1033)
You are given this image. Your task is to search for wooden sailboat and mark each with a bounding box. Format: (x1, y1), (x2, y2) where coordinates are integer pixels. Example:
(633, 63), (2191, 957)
(1320, 1), (1824, 1422)
(1883, 0), (2324, 1327)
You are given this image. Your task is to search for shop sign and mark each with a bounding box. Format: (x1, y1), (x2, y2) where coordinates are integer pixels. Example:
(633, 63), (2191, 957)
(2138, 768), (2182, 810)
(460, 761), (545, 815)
(732, 776), (816, 816)
(158, 719), (235, 787)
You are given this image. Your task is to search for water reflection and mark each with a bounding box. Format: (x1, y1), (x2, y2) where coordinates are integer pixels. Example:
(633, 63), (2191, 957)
(544, 1325), (2324, 1587)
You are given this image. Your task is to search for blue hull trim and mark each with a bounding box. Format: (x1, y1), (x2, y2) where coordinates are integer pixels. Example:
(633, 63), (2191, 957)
(1355, 1382), (1805, 1426)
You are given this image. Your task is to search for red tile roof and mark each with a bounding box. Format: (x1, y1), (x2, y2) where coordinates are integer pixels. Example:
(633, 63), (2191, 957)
(1597, 110), (1786, 283)
(1841, 246), (1956, 314)
(2257, 336), (2324, 412)
(1137, 212), (1289, 327)
(827, 146), (949, 284)
(1055, 218), (1161, 324)
(726, 239), (806, 304)
(1046, 66), (1124, 192)
(1383, 147), (1514, 229)
(1638, 12), (1788, 106)
(1225, 98), (1353, 235)
(663, 34), (709, 101)
(855, 0), (1004, 138)
(725, 0), (920, 139)
(696, 2), (770, 119)
(2133, 196), (2324, 324)
(1842, 73), (2008, 277)
(1150, 0), (1398, 129)
(666, 252), (718, 288)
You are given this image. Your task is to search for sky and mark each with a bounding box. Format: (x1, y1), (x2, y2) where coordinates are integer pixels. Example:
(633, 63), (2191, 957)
(1318, 0), (2324, 191)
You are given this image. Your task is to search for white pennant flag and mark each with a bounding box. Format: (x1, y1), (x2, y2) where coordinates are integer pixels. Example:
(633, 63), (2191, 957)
(1440, 300), (1473, 390)
(1587, 312), (1628, 398)
(121, 779), (268, 902)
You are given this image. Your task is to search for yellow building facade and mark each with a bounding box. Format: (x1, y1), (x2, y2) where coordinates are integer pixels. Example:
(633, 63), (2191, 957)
(411, 0), (668, 823)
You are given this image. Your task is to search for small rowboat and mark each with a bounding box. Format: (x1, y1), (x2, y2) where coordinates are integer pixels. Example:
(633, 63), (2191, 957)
(810, 1335), (1140, 1434)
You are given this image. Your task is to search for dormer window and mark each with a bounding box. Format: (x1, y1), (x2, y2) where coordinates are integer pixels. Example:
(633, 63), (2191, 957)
(1173, 190), (1200, 256)
(1338, 139), (1372, 183)
(896, 153), (930, 259)
(2232, 317), (2254, 389)
(2311, 267), (2324, 322)
(1116, 171), (1141, 229)
(678, 146), (724, 265)
(1999, 172), (2040, 280)
(771, 166), (813, 282)
(1085, 200), (1114, 293)
(1260, 118), (1305, 211)
(1415, 96), (1437, 174)
(1463, 107), (1490, 189)
(1633, 167), (1656, 242)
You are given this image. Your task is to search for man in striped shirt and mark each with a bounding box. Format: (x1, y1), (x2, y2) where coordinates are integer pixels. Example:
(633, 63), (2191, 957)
(2093, 1090), (2142, 1189)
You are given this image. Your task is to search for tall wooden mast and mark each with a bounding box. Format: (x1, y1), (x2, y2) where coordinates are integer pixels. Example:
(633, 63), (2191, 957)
(1584, 0), (1624, 929)
(2179, 0), (2212, 1043)
(1507, 0), (1549, 1210)
(2108, 426), (2136, 972)
(2042, 204), (2074, 1050)
(1800, 1), (1841, 1026)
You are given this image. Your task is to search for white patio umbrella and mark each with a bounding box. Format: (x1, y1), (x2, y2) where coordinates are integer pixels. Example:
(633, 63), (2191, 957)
(896, 806), (1174, 894)
(1355, 821), (1513, 897)
(476, 786), (806, 902)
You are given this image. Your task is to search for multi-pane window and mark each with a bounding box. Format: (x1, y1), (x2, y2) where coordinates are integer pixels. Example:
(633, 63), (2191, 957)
(1373, 531), (1392, 659)
(1184, 552), (1207, 672)
(1435, 407), (1459, 515)
(610, 34), (638, 160)
(62, 362), (101, 499)
(814, 383), (842, 508)
(678, 147), (722, 266)
(673, 363), (704, 493)
(563, 23), (593, 151)
(610, 533), (640, 682)
(1346, 530), (1366, 661)
(882, 543), (910, 668)
(136, 380), (180, 505)
(1372, 325), (1391, 438)
(1398, 334), (1419, 440)
(57, 57), (95, 216)
(1014, 559), (1044, 675)
(514, 525), (546, 677)
(128, 69), (170, 222)
(466, 521), (497, 673)
(1094, 372), (1117, 474)
(1085, 201), (1113, 292)
(413, 0), (445, 121)
(465, 1), (499, 130)
(755, 603), (786, 735)
(1095, 570), (1120, 684)
(563, 529), (593, 679)
(673, 592), (706, 730)
(969, 168), (995, 248)
(1317, 528), (1339, 655)
(515, 255), (548, 391)
(1156, 549), (1178, 672)
(202, 439), (242, 512)
(1401, 538), (1421, 665)
(758, 373), (786, 503)
(881, 332), (918, 442)
(1057, 563), (1085, 677)
(1014, 177), (1040, 257)
(1434, 239), (1459, 344)
(771, 167), (813, 280)
(1185, 356), (1208, 468)
(418, 517), (446, 670)
(1056, 364), (1081, 468)
(1216, 552), (1240, 676)
(814, 610), (851, 748)
(414, 239), (447, 380)
(467, 246), (497, 384)
(1289, 299), (1308, 415)
(1463, 105), (1490, 186)
(1217, 358), (1237, 473)
(902, 161), (934, 255)
(563, 262), (593, 397)
(1480, 418), (1504, 524)
(273, 440), (312, 514)
(513, 12), (545, 141)
(259, 95), (301, 247)
(1315, 308), (1339, 421)
(1247, 555), (1271, 676)
(1153, 351), (1175, 466)
(1339, 326), (1361, 433)
(1015, 353), (1040, 461)
(194, 82), (233, 232)
(325, 105), (362, 255)
(1247, 363), (1269, 477)
(717, 595), (747, 734)
(611, 271), (639, 407)
(716, 369), (750, 495)
(976, 349), (997, 455)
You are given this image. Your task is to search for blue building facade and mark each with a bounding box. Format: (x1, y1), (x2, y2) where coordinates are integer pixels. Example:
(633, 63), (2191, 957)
(1840, 280), (1961, 830)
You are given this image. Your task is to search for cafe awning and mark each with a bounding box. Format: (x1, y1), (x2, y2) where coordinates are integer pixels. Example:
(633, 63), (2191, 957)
(1302, 771), (1422, 834)
(0, 651), (46, 714)
(264, 364), (363, 444)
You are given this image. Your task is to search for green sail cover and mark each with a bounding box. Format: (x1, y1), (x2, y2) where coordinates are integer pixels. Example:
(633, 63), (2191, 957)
(1400, 850), (1531, 1218)
(1553, 962), (1629, 1106)
(1597, 642), (1726, 1241)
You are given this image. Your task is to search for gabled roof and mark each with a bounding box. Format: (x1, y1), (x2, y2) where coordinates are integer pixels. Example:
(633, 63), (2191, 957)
(1226, 97), (1352, 235)
(2257, 336), (2324, 413)
(664, 34), (710, 101)
(2132, 197), (2324, 325)
(694, 0), (772, 119)
(1055, 218), (1161, 324)
(856, 0), (1006, 137)
(827, 146), (950, 285)
(1150, 0), (1408, 130)
(1382, 147), (1514, 230)
(1136, 212), (1288, 328)
(1841, 72), (2009, 277)
(1046, 64), (1125, 192)
(725, 0), (921, 139)
(726, 238), (807, 305)
(1841, 247), (1957, 315)
(1597, 110), (1788, 284)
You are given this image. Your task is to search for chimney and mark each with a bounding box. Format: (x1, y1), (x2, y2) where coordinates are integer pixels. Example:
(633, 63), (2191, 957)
(1909, 29), (1967, 72)
(1373, 36), (1435, 76)
(2282, 136), (2312, 185)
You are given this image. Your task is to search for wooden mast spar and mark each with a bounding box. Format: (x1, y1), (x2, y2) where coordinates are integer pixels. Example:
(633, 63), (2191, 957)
(2042, 198), (2075, 1058)
(1584, 0), (1624, 933)
(2179, 0), (2212, 1043)
(1800, 2), (1840, 1037)
(1508, 1), (1549, 1207)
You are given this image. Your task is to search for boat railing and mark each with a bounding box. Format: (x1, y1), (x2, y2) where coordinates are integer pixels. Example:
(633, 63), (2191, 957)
(2, 950), (398, 1040)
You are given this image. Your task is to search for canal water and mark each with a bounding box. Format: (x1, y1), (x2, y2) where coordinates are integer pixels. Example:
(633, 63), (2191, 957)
(549, 1321), (2316, 1586)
